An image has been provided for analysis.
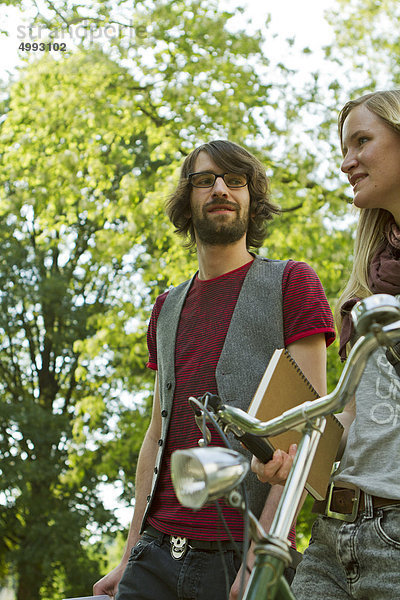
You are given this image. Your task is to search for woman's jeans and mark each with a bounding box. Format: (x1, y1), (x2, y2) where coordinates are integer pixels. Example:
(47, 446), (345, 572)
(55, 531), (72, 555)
(291, 504), (400, 599)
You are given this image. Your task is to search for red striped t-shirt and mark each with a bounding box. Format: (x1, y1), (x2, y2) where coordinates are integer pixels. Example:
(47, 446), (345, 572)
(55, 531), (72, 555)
(146, 259), (335, 546)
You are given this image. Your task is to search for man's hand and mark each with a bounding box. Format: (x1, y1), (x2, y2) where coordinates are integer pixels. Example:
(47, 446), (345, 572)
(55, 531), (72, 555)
(93, 561), (127, 599)
(251, 444), (297, 485)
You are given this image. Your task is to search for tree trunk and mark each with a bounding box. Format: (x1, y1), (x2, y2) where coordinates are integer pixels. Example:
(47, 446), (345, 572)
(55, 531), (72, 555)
(16, 561), (43, 600)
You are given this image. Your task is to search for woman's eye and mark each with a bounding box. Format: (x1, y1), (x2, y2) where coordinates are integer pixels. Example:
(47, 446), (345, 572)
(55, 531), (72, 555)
(358, 136), (368, 145)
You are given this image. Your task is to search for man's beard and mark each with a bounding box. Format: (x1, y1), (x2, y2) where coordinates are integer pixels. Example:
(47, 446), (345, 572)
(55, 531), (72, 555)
(192, 206), (249, 246)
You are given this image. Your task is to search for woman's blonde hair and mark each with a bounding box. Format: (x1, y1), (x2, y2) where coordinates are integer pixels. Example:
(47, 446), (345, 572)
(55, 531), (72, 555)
(335, 90), (400, 331)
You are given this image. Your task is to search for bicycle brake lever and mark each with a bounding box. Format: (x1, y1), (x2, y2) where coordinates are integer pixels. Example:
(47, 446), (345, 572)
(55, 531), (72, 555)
(189, 395), (214, 446)
(190, 393), (274, 462)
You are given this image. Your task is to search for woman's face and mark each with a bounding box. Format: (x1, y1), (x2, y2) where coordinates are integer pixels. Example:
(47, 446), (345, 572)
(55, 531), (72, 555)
(341, 104), (400, 224)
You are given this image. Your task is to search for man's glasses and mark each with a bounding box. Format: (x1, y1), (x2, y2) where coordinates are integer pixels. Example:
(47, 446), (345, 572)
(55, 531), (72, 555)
(188, 171), (248, 189)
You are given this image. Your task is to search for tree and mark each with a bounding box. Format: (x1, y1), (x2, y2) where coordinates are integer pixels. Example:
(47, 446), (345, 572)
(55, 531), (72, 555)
(0, 48), (152, 599)
(325, 0), (400, 92)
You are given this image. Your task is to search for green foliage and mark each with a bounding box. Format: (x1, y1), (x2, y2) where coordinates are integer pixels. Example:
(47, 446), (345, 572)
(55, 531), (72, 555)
(0, 50), (144, 598)
(325, 0), (400, 91)
(296, 494), (318, 552)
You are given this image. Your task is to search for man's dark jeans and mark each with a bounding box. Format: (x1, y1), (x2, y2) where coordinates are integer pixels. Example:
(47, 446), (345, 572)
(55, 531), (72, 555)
(116, 530), (242, 600)
(116, 526), (296, 600)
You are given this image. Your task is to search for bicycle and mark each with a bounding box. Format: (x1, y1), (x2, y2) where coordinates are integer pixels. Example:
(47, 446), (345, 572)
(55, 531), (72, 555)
(170, 293), (400, 600)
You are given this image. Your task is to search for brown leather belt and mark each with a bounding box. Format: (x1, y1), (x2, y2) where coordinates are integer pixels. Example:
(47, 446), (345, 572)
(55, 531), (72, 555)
(313, 486), (400, 522)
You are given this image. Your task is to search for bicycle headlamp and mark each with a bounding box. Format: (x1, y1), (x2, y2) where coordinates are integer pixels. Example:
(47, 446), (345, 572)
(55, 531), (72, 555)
(170, 447), (249, 510)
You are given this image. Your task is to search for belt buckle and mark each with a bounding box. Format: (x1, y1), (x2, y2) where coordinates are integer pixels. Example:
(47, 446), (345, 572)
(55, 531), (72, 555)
(170, 535), (188, 560)
(325, 483), (360, 523)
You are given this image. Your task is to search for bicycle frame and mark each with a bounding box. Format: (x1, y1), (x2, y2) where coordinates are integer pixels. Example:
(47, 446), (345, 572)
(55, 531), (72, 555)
(171, 294), (400, 600)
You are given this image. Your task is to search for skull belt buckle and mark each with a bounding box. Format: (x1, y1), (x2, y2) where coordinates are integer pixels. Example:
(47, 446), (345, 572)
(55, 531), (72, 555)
(170, 535), (188, 559)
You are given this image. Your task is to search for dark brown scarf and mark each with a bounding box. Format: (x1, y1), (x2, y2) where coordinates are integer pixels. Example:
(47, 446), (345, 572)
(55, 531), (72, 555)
(339, 218), (400, 360)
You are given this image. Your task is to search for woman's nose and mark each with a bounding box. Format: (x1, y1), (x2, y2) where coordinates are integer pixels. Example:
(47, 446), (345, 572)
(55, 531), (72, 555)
(341, 151), (358, 173)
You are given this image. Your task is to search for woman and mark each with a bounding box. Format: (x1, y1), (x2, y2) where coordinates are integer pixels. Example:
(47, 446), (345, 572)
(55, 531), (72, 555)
(252, 89), (400, 599)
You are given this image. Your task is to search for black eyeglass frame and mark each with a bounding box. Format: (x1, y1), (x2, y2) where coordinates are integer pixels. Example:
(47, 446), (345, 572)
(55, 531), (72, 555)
(187, 171), (249, 189)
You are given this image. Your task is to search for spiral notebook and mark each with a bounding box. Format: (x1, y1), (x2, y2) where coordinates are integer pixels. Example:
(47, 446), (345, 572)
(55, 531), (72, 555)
(247, 348), (343, 500)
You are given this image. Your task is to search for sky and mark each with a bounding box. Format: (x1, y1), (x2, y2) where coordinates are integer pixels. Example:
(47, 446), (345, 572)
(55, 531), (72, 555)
(232, 0), (334, 60)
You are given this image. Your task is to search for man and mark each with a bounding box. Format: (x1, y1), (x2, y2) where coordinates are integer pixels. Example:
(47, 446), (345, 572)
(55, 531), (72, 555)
(94, 140), (335, 600)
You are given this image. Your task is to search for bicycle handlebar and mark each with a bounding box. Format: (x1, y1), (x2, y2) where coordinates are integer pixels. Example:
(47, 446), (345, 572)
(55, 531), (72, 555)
(191, 295), (400, 454)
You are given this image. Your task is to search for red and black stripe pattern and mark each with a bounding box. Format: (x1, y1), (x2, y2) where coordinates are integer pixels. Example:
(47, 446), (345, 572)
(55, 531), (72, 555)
(146, 259), (335, 545)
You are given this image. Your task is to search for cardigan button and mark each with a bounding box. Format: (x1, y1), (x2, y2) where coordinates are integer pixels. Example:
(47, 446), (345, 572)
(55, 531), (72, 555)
(166, 381), (172, 390)
(146, 495), (151, 502)
(161, 409), (168, 418)
(154, 467), (158, 474)
(158, 438), (163, 446)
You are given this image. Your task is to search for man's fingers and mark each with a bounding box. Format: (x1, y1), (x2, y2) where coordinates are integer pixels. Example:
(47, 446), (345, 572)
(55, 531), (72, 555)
(251, 450), (284, 482)
(251, 445), (297, 484)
